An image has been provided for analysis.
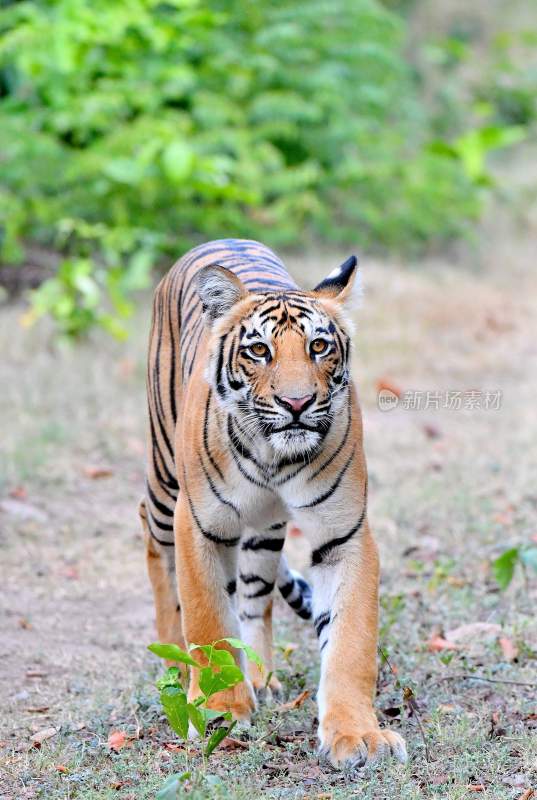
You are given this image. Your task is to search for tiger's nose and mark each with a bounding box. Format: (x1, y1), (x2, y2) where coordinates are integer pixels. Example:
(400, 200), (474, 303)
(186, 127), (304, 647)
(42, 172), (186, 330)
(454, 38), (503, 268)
(275, 394), (314, 413)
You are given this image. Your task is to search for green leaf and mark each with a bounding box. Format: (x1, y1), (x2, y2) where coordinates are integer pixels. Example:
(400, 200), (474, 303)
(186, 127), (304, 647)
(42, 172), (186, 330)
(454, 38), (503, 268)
(207, 648), (236, 667)
(493, 548), (520, 590)
(186, 703), (206, 737)
(220, 638), (264, 670)
(162, 140), (195, 183)
(148, 643), (200, 668)
(198, 665), (243, 698)
(156, 772), (191, 800)
(156, 666), (182, 691)
(520, 546), (537, 572)
(205, 721), (236, 757)
(160, 686), (189, 739)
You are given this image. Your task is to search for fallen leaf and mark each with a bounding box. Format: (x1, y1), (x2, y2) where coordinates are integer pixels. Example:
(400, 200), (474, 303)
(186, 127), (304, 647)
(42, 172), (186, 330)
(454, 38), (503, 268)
(163, 742), (185, 752)
(446, 576), (466, 587)
(26, 706), (50, 713)
(26, 670), (47, 678)
(499, 636), (518, 662)
(438, 703), (456, 714)
(60, 565), (79, 581)
(55, 765), (68, 774)
(18, 618), (32, 630)
(9, 485), (27, 500)
(518, 790), (535, 800)
(31, 727), (57, 745)
(82, 465), (114, 479)
(445, 623), (501, 643)
(426, 635), (462, 652)
(423, 423), (442, 439)
(278, 689), (311, 712)
(467, 784), (485, 792)
(219, 737), (249, 751)
(107, 730), (127, 751)
(376, 377), (402, 398)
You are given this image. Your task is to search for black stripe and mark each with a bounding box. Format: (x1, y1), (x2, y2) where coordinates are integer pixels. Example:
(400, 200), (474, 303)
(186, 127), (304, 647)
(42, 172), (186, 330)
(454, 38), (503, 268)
(147, 483), (174, 517)
(215, 334), (228, 397)
(229, 446), (270, 489)
(203, 391), (225, 482)
(278, 580), (294, 599)
(314, 611), (331, 638)
(296, 446), (355, 509)
(185, 487), (240, 548)
(148, 509), (174, 532)
(308, 398), (351, 482)
(247, 581), (275, 599)
(226, 580), (236, 596)
(168, 281), (179, 424)
(288, 596), (304, 611)
(241, 537), (284, 552)
(199, 455), (240, 517)
(311, 490), (367, 566)
(148, 525), (175, 547)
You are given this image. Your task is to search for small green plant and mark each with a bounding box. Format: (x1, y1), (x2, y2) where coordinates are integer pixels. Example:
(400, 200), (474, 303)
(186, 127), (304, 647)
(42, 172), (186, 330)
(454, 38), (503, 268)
(148, 638), (262, 758)
(493, 545), (537, 590)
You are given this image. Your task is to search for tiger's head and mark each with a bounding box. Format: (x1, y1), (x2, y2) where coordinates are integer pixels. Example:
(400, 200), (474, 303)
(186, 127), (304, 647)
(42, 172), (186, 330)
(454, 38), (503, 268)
(196, 257), (358, 458)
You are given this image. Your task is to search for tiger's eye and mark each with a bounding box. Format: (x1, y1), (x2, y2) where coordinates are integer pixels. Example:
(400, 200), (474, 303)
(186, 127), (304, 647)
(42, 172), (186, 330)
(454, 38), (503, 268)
(251, 342), (269, 357)
(311, 338), (328, 355)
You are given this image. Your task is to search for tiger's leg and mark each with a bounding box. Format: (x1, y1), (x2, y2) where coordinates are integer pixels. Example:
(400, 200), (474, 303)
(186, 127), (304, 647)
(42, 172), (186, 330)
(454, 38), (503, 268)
(174, 495), (256, 722)
(309, 520), (407, 769)
(237, 525), (286, 699)
(139, 499), (185, 650)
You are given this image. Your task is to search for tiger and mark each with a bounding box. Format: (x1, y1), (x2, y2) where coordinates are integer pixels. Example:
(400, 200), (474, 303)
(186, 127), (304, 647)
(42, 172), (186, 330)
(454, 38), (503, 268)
(139, 238), (407, 769)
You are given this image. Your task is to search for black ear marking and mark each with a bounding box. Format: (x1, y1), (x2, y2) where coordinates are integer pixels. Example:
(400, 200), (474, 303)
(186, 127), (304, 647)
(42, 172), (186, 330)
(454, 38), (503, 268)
(313, 255), (358, 297)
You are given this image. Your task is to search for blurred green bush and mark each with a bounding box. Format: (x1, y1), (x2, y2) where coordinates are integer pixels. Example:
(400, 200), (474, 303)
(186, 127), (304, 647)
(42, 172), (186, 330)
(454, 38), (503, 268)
(0, 0), (521, 335)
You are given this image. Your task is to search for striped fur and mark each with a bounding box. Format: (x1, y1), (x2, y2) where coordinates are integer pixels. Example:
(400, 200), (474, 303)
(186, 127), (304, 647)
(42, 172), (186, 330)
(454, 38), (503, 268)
(140, 239), (406, 769)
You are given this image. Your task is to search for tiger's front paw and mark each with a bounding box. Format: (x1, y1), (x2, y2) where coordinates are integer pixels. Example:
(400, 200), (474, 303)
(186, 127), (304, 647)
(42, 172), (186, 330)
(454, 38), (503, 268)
(319, 713), (407, 770)
(249, 664), (282, 705)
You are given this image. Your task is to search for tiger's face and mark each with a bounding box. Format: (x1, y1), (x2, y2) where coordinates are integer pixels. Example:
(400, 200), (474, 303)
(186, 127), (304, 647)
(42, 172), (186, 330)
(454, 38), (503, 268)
(197, 258), (357, 458)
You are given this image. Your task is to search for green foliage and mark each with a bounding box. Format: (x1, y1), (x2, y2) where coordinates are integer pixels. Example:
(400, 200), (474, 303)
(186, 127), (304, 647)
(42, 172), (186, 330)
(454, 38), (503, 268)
(148, 637), (261, 757)
(429, 126), (526, 186)
(0, 0), (527, 335)
(493, 545), (537, 590)
(475, 31), (537, 127)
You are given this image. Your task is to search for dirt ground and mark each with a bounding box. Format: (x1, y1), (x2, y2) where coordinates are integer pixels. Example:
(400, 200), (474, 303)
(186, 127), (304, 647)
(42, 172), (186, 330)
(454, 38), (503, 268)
(1, 178), (536, 798)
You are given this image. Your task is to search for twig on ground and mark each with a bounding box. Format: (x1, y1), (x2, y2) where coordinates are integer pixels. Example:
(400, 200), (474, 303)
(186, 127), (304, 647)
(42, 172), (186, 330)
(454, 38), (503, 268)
(432, 674), (537, 688)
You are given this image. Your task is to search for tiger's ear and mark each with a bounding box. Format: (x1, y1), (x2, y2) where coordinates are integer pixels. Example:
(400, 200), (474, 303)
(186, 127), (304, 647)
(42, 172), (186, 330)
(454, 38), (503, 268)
(313, 255), (358, 303)
(196, 264), (247, 323)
